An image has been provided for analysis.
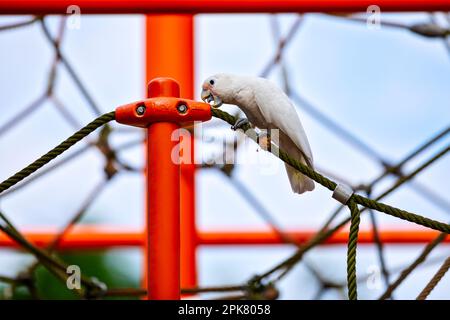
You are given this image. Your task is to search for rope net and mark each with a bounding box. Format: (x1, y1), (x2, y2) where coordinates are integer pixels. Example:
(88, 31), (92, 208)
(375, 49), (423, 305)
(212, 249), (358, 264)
(0, 13), (449, 300)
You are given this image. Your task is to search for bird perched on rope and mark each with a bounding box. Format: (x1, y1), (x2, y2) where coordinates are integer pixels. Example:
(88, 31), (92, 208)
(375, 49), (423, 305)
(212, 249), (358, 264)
(201, 73), (315, 194)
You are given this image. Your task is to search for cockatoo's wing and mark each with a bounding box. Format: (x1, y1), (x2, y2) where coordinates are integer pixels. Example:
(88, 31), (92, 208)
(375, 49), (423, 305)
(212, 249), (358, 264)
(252, 79), (314, 167)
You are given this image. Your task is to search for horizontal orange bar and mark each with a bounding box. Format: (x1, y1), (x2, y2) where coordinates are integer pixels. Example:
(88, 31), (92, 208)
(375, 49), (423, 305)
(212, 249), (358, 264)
(0, 226), (448, 250)
(0, 0), (449, 14)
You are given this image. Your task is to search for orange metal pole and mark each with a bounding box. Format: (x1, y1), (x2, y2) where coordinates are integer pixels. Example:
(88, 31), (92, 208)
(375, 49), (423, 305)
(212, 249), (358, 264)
(114, 79), (210, 299)
(146, 79), (181, 300)
(146, 14), (198, 291)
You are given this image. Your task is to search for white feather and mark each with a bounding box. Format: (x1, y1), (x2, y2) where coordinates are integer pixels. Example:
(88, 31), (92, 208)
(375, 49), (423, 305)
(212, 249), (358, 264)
(251, 77), (313, 166)
(204, 74), (315, 194)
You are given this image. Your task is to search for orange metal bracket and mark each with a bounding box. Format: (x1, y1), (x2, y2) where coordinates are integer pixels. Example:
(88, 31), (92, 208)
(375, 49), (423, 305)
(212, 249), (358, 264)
(116, 96), (211, 127)
(116, 78), (210, 300)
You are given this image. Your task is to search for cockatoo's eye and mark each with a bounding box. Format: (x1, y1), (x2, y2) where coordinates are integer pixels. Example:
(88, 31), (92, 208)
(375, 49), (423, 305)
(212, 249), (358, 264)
(209, 79), (215, 85)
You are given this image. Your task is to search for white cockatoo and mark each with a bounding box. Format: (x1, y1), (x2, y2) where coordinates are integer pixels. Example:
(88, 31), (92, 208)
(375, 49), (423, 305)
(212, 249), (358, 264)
(201, 73), (315, 194)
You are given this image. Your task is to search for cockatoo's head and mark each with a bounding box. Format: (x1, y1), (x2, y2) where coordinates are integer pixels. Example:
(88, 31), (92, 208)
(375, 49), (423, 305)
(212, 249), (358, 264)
(201, 74), (235, 108)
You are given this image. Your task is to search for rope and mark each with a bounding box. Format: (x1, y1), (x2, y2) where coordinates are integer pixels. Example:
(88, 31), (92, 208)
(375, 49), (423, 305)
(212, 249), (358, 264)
(352, 193), (450, 233)
(367, 203), (390, 290)
(0, 16), (40, 32)
(211, 108), (450, 298)
(264, 130), (449, 286)
(0, 106), (446, 299)
(211, 108), (450, 233)
(346, 200), (361, 300)
(416, 256), (450, 300)
(0, 111), (115, 195)
(40, 19), (103, 117)
(379, 232), (447, 300)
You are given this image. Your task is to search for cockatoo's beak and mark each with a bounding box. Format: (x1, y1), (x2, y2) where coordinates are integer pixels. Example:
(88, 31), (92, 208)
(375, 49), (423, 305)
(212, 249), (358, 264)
(201, 89), (223, 108)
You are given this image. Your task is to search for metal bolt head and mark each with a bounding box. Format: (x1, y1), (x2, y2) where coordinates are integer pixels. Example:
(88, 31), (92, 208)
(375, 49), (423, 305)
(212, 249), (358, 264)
(177, 104), (188, 114)
(136, 104), (146, 116)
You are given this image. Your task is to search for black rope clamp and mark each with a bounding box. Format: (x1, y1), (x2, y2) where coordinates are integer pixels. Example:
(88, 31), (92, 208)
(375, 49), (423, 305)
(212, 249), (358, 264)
(332, 183), (354, 205)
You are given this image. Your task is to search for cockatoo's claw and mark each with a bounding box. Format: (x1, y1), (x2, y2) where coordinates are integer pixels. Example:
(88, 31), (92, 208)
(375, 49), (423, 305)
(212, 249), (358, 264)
(231, 118), (249, 131)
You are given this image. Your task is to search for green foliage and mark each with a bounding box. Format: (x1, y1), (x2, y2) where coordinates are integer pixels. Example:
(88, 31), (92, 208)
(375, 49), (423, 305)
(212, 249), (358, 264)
(1, 250), (139, 300)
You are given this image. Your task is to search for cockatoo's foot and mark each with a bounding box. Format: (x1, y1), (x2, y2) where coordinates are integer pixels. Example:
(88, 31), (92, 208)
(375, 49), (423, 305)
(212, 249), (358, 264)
(231, 118), (250, 131)
(257, 131), (272, 152)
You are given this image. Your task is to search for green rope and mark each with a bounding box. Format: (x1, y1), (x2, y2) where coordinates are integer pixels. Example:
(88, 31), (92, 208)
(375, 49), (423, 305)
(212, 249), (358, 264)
(0, 107), (447, 300)
(211, 108), (450, 234)
(346, 200), (361, 300)
(0, 111), (115, 195)
(352, 194), (450, 233)
(212, 107), (450, 298)
(0, 112), (114, 296)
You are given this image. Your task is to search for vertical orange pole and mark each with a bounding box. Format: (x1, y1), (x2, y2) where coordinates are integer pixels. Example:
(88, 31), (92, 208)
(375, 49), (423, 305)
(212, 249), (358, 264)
(147, 79), (181, 300)
(145, 15), (198, 296)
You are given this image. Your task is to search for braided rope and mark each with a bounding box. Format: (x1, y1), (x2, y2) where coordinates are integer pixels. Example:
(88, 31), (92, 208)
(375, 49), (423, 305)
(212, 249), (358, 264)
(0, 107), (447, 300)
(352, 194), (450, 233)
(416, 256), (450, 300)
(212, 108), (450, 299)
(346, 200), (361, 300)
(0, 111), (115, 195)
(379, 232), (447, 300)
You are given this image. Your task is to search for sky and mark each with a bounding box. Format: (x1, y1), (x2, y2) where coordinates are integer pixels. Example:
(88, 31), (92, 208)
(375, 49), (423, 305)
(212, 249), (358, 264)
(0, 12), (449, 299)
